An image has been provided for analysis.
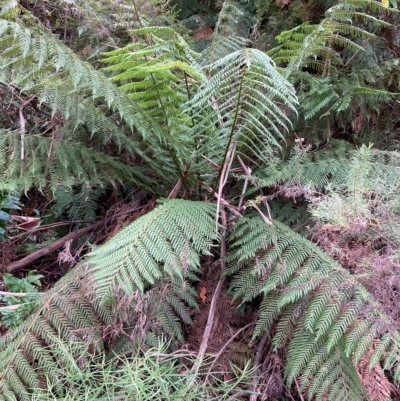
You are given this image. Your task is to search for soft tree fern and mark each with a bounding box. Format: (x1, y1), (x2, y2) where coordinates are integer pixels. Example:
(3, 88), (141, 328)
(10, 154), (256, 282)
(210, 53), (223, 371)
(0, 0), (399, 400)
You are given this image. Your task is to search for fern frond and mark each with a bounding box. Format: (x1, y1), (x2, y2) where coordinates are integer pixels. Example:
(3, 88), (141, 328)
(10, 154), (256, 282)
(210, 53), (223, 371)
(0, 3), (185, 194)
(88, 199), (218, 302)
(186, 48), (298, 173)
(0, 265), (113, 399)
(228, 215), (400, 400)
(269, 0), (394, 75)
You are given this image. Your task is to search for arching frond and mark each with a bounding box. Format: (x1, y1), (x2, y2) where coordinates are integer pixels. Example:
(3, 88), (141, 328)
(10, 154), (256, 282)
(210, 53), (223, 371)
(0, 265), (113, 400)
(227, 215), (400, 401)
(186, 48), (298, 174)
(88, 199), (218, 302)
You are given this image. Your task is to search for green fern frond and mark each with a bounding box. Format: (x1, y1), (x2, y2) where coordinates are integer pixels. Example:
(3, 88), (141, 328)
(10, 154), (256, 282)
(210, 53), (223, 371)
(0, 265), (113, 400)
(52, 184), (105, 221)
(0, 129), (152, 192)
(269, 0), (393, 75)
(186, 48), (298, 172)
(0, 3), (185, 194)
(227, 215), (400, 400)
(88, 199), (218, 302)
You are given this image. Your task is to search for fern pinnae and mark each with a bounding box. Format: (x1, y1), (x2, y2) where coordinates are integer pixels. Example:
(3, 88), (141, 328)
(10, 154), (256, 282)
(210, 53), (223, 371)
(325, 297), (365, 353)
(285, 324), (327, 384)
(272, 299), (308, 350)
(252, 293), (280, 340)
(88, 200), (217, 302)
(303, 273), (347, 334)
(367, 332), (392, 369)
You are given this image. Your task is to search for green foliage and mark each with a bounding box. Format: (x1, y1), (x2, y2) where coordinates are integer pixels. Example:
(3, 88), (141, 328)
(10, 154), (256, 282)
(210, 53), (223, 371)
(0, 2), (163, 193)
(52, 184), (105, 221)
(0, 272), (43, 328)
(227, 215), (399, 400)
(0, 0), (399, 399)
(0, 190), (19, 241)
(28, 340), (253, 401)
(270, 0), (392, 74)
(89, 199), (217, 299)
(186, 48), (298, 180)
(0, 265), (113, 400)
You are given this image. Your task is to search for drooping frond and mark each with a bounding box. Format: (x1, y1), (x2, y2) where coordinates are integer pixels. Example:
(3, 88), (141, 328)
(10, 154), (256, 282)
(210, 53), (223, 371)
(0, 129), (151, 192)
(0, 265), (113, 401)
(227, 215), (400, 400)
(0, 2), (174, 193)
(269, 0), (393, 75)
(88, 199), (218, 302)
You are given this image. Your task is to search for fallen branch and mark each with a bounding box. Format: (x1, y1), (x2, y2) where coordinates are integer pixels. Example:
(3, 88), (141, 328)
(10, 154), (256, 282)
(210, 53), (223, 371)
(5, 221), (105, 273)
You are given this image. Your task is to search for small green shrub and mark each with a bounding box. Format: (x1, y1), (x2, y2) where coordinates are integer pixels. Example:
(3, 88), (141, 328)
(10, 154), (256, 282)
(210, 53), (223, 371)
(0, 272), (43, 328)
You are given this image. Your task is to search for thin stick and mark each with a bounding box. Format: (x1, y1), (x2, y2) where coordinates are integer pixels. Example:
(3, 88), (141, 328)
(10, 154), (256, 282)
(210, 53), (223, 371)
(0, 291), (28, 297)
(250, 332), (270, 401)
(194, 209), (228, 373)
(294, 377), (305, 401)
(215, 142), (237, 232)
(0, 305), (20, 311)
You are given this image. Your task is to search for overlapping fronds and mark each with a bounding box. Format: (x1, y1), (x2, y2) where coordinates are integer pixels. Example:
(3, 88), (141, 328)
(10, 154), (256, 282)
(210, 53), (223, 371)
(269, 0), (393, 75)
(296, 72), (395, 122)
(260, 144), (400, 229)
(52, 184), (106, 221)
(0, 129), (151, 192)
(0, 265), (113, 401)
(227, 215), (400, 400)
(201, 0), (250, 64)
(0, 3), (155, 135)
(186, 48), (298, 173)
(101, 27), (203, 170)
(0, 2), (175, 193)
(88, 199), (218, 301)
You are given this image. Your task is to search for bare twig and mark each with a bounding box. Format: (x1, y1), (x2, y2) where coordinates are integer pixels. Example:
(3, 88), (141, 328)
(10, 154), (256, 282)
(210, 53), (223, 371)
(213, 194), (243, 217)
(0, 291), (28, 297)
(250, 332), (270, 401)
(252, 203), (273, 226)
(215, 142), (237, 231)
(294, 377), (305, 401)
(237, 155), (273, 225)
(19, 107), (25, 161)
(0, 304), (20, 311)
(194, 209), (228, 373)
